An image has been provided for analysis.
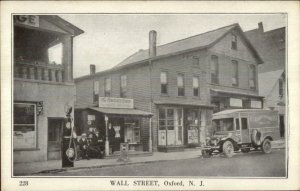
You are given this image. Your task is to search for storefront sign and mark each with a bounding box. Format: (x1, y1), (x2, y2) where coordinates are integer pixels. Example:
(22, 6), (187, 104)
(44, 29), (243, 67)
(229, 98), (242, 107)
(251, 100), (262, 109)
(14, 15), (39, 28)
(99, 97), (134, 109)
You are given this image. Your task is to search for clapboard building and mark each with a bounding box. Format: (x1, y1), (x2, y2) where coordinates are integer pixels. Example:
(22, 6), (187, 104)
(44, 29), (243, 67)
(75, 23), (263, 152)
(13, 15), (83, 162)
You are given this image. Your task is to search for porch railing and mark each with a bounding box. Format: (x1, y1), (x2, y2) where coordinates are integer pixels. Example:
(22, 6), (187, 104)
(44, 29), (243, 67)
(14, 61), (65, 83)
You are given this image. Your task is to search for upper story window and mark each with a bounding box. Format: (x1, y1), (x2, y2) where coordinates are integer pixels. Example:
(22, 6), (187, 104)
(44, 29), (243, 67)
(48, 43), (62, 65)
(160, 71), (168, 94)
(231, 34), (237, 50)
(177, 74), (185, 96)
(193, 76), (200, 97)
(231, 60), (239, 86)
(210, 55), (219, 84)
(104, 77), (111, 97)
(192, 56), (200, 67)
(279, 79), (284, 98)
(93, 81), (99, 103)
(120, 75), (127, 98)
(14, 103), (36, 150)
(249, 64), (256, 89)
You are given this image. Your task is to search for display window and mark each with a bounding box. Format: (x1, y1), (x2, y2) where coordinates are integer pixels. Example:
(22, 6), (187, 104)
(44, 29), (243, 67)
(158, 107), (183, 146)
(13, 103), (37, 149)
(124, 118), (140, 144)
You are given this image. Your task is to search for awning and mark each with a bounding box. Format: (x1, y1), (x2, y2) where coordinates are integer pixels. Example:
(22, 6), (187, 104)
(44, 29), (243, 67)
(210, 89), (264, 98)
(89, 107), (152, 117)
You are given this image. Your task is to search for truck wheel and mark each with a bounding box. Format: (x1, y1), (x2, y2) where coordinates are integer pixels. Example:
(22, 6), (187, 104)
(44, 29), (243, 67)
(241, 148), (250, 153)
(223, 140), (234, 158)
(262, 139), (272, 154)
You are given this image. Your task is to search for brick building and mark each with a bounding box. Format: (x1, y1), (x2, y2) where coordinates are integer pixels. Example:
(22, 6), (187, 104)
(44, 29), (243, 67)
(246, 23), (286, 138)
(75, 23), (263, 152)
(13, 15), (83, 162)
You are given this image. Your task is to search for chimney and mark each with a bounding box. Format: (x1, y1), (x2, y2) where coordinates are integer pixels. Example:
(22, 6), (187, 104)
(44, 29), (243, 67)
(258, 22), (264, 33)
(149, 30), (157, 58)
(90, 64), (96, 75)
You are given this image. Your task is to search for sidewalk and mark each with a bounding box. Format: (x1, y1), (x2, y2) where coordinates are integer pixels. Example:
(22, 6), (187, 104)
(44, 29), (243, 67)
(14, 140), (285, 176)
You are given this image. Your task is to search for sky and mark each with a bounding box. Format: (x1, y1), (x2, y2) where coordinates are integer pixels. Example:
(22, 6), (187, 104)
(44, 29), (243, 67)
(59, 14), (286, 78)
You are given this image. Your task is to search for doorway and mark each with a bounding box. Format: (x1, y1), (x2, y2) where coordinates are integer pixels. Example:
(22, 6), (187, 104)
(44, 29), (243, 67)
(48, 118), (64, 160)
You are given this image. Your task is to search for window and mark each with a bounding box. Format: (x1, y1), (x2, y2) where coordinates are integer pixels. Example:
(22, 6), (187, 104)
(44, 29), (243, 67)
(93, 81), (99, 103)
(124, 118), (140, 143)
(213, 118), (234, 132)
(241, 118), (248, 130)
(14, 103), (36, 149)
(120, 75), (127, 98)
(160, 72), (168, 94)
(192, 56), (199, 67)
(48, 43), (62, 64)
(231, 34), (237, 50)
(211, 55), (219, 84)
(193, 76), (200, 96)
(104, 77), (111, 97)
(232, 60), (238, 86)
(235, 118), (240, 130)
(177, 74), (185, 96)
(249, 65), (256, 89)
(279, 79), (284, 97)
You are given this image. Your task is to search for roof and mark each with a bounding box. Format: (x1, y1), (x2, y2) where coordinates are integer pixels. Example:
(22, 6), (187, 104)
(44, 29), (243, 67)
(89, 107), (152, 117)
(113, 23), (263, 70)
(213, 109), (275, 116)
(210, 89), (264, 98)
(258, 69), (284, 97)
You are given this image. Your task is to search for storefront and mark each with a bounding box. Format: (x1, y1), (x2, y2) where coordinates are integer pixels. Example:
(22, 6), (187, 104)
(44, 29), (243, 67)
(75, 97), (152, 156)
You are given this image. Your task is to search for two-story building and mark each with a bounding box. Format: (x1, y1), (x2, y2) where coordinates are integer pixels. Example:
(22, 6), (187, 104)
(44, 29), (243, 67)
(75, 23), (263, 153)
(246, 22), (286, 138)
(13, 15), (83, 162)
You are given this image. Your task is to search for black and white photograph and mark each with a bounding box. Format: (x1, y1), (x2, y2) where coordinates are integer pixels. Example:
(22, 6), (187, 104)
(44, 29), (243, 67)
(1, 1), (300, 191)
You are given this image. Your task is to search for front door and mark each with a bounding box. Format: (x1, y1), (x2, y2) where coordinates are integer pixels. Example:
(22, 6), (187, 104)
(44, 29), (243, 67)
(48, 118), (64, 160)
(241, 117), (250, 143)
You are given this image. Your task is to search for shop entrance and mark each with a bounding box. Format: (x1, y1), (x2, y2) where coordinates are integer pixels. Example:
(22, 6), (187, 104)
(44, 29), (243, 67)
(47, 118), (64, 160)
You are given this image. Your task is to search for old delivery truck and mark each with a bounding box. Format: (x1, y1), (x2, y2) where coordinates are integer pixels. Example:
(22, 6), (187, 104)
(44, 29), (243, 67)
(202, 109), (281, 158)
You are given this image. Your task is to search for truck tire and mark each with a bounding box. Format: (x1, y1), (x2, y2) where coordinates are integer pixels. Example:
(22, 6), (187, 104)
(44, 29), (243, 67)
(222, 140), (234, 158)
(262, 139), (272, 154)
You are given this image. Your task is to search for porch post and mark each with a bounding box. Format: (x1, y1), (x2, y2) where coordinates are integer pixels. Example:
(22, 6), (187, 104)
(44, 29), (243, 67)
(149, 103), (153, 152)
(105, 115), (109, 156)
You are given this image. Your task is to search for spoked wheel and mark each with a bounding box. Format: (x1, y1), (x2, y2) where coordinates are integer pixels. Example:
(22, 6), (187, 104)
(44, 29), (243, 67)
(222, 140), (234, 158)
(262, 139), (272, 154)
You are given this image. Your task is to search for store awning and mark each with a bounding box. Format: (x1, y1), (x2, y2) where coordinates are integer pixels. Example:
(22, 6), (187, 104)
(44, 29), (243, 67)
(89, 107), (152, 117)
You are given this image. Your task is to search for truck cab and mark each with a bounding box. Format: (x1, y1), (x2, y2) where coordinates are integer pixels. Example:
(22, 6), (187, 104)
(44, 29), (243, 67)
(202, 109), (281, 157)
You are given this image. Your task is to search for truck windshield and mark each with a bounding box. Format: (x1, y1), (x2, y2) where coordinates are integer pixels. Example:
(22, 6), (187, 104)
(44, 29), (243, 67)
(213, 118), (234, 132)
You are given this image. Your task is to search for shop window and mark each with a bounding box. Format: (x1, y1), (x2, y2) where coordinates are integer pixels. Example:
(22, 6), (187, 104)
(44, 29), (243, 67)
(193, 76), (200, 97)
(231, 33), (237, 50)
(93, 81), (99, 103)
(120, 75), (127, 98)
(48, 43), (62, 64)
(279, 79), (284, 98)
(210, 55), (219, 84)
(124, 118), (140, 143)
(177, 74), (185, 96)
(160, 71), (168, 94)
(104, 77), (111, 97)
(13, 103), (36, 149)
(249, 65), (256, 89)
(232, 60), (238, 86)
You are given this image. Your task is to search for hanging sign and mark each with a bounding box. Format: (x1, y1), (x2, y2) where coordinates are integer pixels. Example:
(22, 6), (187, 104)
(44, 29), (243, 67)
(14, 15), (39, 28)
(229, 98), (242, 107)
(99, 97), (134, 109)
(251, 100), (262, 109)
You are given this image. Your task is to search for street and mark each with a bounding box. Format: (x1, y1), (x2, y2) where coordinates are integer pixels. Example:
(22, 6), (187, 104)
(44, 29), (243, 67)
(39, 149), (286, 177)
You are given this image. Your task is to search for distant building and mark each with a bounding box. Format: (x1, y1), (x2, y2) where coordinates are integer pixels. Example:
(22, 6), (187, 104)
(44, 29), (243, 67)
(75, 23), (263, 152)
(245, 22), (286, 138)
(13, 15), (83, 162)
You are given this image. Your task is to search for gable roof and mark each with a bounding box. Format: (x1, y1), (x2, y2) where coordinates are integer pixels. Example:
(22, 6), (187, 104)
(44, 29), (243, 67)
(113, 23), (263, 70)
(258, 69), (284, 97)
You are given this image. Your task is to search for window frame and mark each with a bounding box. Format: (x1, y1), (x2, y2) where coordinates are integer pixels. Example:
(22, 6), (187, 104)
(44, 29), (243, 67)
(193, 76), (200, 97)
(160, 71), (168, 95)
(120, 75), (127, 98)
(210, 55), (219, 84)
(249, 64), (256, 89)
(192, 56), (200, 67)
(231, 33), (237, 50)
(104, 77), (111, 97)
(13, 102), (37, 150)
(93, 80), (99, 103)
(231, 60), (239, 87)
(279, 78), (284, 97)
(177, 73), (185, 96)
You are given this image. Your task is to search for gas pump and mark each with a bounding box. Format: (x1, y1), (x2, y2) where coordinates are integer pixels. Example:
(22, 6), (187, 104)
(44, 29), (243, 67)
(61, 105), (76, 168)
